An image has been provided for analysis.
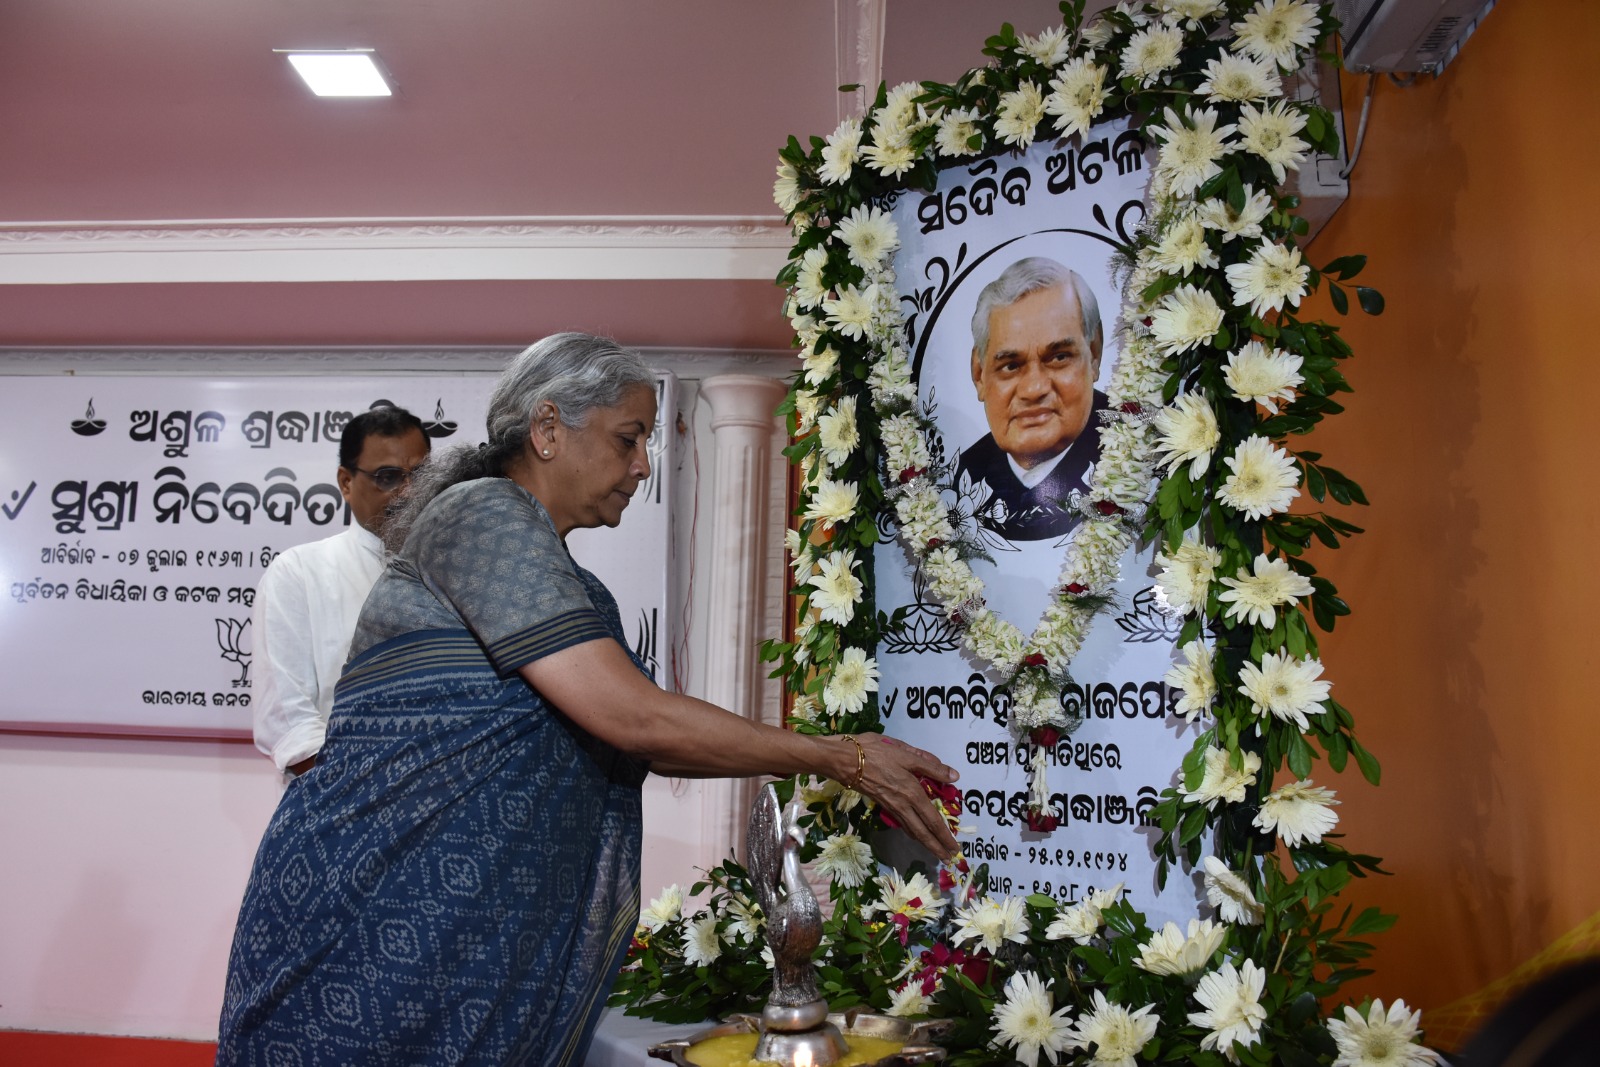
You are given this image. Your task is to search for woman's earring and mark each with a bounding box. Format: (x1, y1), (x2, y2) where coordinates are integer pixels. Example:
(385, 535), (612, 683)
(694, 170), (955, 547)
(542, 449), (551, 458)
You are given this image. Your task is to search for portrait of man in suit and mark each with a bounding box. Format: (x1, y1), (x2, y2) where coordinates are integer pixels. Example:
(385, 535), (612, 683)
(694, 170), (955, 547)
(955, 255), (1107, 542)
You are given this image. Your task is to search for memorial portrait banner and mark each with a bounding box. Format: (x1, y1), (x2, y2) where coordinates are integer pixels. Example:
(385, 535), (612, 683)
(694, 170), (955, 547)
(876, 124), (1202, 925)
(0, 372), (676, 736)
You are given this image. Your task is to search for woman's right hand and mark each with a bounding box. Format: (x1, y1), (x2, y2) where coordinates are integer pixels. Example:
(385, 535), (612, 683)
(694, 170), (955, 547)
(834, 732), (961, 861)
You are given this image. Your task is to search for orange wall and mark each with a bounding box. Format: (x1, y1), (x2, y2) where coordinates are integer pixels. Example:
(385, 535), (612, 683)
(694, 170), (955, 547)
(1304, 0), (1600, 1044)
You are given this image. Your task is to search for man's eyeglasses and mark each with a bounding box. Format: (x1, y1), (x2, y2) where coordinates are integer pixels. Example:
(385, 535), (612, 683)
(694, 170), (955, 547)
(349, 465), (421, 492)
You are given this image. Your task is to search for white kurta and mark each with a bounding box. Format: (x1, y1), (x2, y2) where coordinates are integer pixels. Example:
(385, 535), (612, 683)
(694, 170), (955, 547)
(250, 525), (385, 771)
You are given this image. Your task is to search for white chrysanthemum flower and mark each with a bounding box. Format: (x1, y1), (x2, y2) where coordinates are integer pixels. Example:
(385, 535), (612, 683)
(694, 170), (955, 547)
(1228, 241), (1311, 319)
(774, 161), (802, 214)
(1184, 747), (1262, 809)
(803, 477), (859, 530)
(994, 81), (1047, 148)
(802, 342), (839, 387)
(1155, 540), (1222, 616)
(789, 693), (819, 723)
(1217, 553), (1314, 628)
(823, 645), (879, 715)
(809, 548), (863, 625)
(1045, 901), (1104, 944)
(1224, 340), (1303, 412)
(863, 137), (919, 177)
(1152, 106), (1237, 198)
(879, 81), (924, 129)
(814, 831), (875, 888)
(1233, 0), (1323, 71)
(1044, 886), (1118, 946)
(639, 884), (683, 932)
(1219, 436), (1299, 519)
(1239, 650), (1331, 730)
(791, 546), (817, 590)
(794, 390), (822, 435)
(1120, 25), (1184, 86)
(934, 106), (984, 157)
(824, 284), (877, 341)
(1238, 100), (1311, 181)
(1153, 393), (1221, 479)
(992, 971), (1075, 1067)
(1150, 284), (1225, 354)
(1197, 53), (1282, 103)
(1149, 212), (1219, 276)
(1199, 187), (1273, 242)
(1045, 58), (1109, 140)
(682, 914), (722, 967)
(1081, 15), (1119, 50)
(835, 204), (900, 272)
(1158, 0), (1225, 27)
(1255, 779), (1339, 846)
(1090, 884), (1125, 911)
(817, 395), (860, 467)
(951, 895), (1030, 953)
(1189, 958), (1269, 1063)
(1328, 999), (1443, 1067)
(1135, 918), (1227, 977)
(1019, 26), (1072, 67)
(793, 247), (831, 310)
(1165, 640), (1218, 722)
(819, 117), (863, 185)
(1202, 857), (1264, 925)
(866, 870), (947, 924)
(726, 894), (763, 943)
(1068, 989), (1160, 1067)
(888, 982), (933, 1019)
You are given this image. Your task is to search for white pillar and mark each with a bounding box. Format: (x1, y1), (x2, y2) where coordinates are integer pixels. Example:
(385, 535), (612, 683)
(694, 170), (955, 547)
(697, 374), (789, 870)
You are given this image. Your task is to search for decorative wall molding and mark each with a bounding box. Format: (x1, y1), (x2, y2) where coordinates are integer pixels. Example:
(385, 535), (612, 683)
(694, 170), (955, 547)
(0, 345), (797, 379)
(0, 215), (792, 285)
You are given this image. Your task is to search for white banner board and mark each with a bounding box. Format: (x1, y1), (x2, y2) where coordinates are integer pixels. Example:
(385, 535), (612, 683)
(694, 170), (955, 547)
(0, 372), (676, 736)
(877, 128), (1202, 925)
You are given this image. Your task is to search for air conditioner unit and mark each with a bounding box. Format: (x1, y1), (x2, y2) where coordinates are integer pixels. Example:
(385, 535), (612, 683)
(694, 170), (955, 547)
(1336, 0), (1498, 75)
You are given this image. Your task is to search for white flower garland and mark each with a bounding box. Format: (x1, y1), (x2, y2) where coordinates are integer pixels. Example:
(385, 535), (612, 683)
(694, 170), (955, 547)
(781, 0), (1343, 827)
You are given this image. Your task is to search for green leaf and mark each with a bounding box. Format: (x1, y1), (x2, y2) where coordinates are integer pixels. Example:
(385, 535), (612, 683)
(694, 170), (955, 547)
(1348, 906), (1398, 936)
(1357, 286), (1386, 315)
(1178, 803), (1209, 845)
(1288, 733), (1315, 779)
(1321, 255), (1366, 280)
(1351, 738), (1383, 785)
(1327, 281), (1349, 316)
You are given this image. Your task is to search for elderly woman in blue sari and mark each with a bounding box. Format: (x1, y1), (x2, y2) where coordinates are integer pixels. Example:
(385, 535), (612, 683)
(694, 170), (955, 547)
(216, 333), (959, 1067)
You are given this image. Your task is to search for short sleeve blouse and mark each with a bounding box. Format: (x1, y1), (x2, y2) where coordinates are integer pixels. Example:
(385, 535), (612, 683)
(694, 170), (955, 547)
(351, 478), (612, 676)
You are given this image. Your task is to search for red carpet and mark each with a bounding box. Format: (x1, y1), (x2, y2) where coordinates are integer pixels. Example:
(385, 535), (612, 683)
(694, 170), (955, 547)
(0, 1032), (217, 1066)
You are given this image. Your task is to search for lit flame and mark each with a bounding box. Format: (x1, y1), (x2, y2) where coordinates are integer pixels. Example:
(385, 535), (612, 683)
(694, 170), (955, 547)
(793, 1048), (813, 1067)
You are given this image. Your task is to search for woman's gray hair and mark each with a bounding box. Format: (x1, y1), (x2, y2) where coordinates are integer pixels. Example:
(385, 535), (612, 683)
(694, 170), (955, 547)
(382, 332), (653, 551)
(970, 256), (1103, 363)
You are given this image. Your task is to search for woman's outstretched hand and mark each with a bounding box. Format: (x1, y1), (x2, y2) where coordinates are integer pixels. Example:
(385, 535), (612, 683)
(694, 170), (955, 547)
(842, 733), (961, 860)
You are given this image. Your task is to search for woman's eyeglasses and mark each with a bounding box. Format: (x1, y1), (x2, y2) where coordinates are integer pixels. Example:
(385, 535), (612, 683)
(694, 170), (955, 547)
(350, 465), (420, 492)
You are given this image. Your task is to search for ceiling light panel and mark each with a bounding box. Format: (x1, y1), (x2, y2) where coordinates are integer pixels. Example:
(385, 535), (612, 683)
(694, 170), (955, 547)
(281, 51), (392, 97)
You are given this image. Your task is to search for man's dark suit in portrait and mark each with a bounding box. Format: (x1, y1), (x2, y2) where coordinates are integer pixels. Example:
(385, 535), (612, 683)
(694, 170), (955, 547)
(956, 256), (1106, 542)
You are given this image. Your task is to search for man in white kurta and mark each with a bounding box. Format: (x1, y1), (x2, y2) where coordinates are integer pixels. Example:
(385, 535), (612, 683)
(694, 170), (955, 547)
(252, 407), (431, 774)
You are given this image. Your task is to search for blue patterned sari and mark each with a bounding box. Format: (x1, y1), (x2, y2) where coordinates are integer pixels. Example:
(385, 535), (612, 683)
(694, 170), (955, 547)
(218, 479), (648, 1066)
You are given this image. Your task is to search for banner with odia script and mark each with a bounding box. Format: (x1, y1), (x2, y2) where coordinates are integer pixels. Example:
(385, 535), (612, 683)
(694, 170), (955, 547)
(0, 374), (676, 735)
(876, 125), (1203, 925)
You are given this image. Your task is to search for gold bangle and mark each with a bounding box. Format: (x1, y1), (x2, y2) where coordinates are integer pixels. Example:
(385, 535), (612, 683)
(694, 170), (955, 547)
(841, 735), (867, 791)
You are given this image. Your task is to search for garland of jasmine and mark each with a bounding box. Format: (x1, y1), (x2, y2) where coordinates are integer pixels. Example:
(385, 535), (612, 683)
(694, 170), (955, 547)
(615, 4), (1441, 1065)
